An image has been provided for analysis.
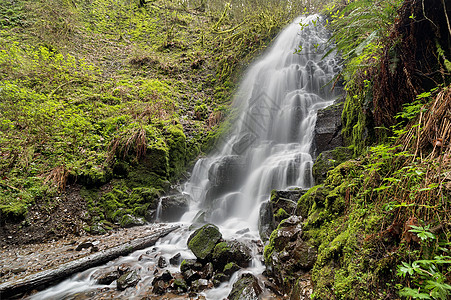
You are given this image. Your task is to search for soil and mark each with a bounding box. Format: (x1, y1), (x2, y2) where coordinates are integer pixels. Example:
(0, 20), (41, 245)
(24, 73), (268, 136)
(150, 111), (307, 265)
(0, 185), (90, 248)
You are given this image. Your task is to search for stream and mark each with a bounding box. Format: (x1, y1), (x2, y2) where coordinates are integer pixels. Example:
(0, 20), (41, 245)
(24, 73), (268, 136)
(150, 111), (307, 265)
(29, 14), (341, 300)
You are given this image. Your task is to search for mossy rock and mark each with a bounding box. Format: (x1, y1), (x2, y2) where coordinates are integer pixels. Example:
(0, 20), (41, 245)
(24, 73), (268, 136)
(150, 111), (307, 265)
(227, 273), (262, 300)
(187, 224), (222, 261)
(212, 240), (252, 269)
(312, 147), (353, 184)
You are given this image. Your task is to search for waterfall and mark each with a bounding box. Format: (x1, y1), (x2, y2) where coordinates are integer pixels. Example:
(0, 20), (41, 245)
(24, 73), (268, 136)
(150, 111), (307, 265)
(183, 14), (341, 230)
(28, 14), (341, 300)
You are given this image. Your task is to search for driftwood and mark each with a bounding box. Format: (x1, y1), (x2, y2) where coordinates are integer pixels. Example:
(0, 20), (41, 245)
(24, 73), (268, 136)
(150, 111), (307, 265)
(0, 225), (179, 298)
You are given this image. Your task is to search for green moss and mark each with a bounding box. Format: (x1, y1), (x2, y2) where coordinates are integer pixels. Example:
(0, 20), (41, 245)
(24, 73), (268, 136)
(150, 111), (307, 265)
(164, 123), (187, 177)
(274, 208), (289, 220)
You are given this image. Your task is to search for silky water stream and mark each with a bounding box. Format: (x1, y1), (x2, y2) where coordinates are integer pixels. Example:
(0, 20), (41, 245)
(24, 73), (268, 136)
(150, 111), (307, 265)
(30, 14), (342, 299)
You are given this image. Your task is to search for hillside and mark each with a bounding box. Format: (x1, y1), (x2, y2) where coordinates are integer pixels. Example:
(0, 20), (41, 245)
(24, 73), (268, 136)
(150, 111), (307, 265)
(0, 0), (305, 244)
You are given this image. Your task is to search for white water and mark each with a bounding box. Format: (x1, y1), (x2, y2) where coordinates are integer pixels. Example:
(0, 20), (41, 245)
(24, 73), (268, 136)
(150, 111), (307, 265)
(30, 14), (341, 300)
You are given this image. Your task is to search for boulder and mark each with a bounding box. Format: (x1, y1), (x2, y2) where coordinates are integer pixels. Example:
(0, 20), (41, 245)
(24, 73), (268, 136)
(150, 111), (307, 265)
(212, 240), (252, 269)
(312, 101), (344, 159)
(223, 262), (241, 276)
(232, 133), (257, 155)
(172, 278), (188, 293)
(212, 273), (230, 287)
(180, 259), (203, 273)
(312, 147), (353, 184)
(201, 262), (214, 279)
(227, 273), (262, 300)
(187, 224), (222, 261)
(191, 278), (210, 292)
(159, 194), (191, 222)
(117, 270), (140, 290)
(119, 214), (145, 228)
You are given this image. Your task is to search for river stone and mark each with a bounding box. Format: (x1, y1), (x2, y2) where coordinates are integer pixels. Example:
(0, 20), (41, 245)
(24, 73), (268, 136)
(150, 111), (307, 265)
(159, 194), (190, 222)
(180, 259), (203, 273)
(117, 270), (140, 290)
(212, 273), (230, 287)
(172, 278), (188, 293)
(152, 280), (167, 295)
(91, 267), (120, 285)
(170, 253), (182, 265)
(227, 273), (262, 300)
(202, 262), (214, 279)
(187, 224), (222, 261)
(191, 278), (210, 292)
(212, 240), (252, 269)
(158, 256), (168, 268)
(182, 269), (201, 284)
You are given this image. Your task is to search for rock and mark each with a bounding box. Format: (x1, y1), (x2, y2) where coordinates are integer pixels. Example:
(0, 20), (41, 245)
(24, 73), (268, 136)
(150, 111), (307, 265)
(169, 253), (182, 265)
(232, 133), (257, 155)
(180, 259), (203, 273)
(212, 273), (230, 287)
(152, 280), (167, 295)
(75, 241), (95, 251)
(258, 201), (275, 243)
(158, 256), (167, 268)
(187, 224), (222, 261)
(312, 102), (344, 159)
(182, 269), (201, 284)
(207, 155), (246, 200)
(265, 216), (317, 290)
(201, 262), (214, 279)
(191, 278), (210, 292)
(189, 211), (207, 230)
(270, 190), (306, 227)
(91, 267), (120, 285)
(116, 270), (140, 290)
(172, 278), (188, 293)
(117, 263), (132, 275)
(212, 240), (252, 269)
(153, 270), (173, 283)
(312, 147), (353, 184)
(236, 228), (250, 234)
(119, 214), (145, 228)
(227, 273), (262, 300)
(159, 194), (191, 222)
(223, 262), (241, 276)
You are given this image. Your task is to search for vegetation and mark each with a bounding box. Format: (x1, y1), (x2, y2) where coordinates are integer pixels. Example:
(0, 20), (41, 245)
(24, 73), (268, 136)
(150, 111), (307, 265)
(0, 0), (309, 236)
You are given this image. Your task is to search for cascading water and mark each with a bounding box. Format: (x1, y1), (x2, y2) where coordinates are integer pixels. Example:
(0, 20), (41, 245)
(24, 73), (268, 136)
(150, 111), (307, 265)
(29, 14), (341, 300)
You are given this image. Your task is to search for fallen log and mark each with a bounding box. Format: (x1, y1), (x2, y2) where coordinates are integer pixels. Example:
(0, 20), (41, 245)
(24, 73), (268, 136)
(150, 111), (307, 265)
(0, 224), (179, 298)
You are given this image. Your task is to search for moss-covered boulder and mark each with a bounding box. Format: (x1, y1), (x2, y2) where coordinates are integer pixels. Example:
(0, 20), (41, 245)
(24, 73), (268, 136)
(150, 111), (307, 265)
(312, 147), (353, 184)
(227, 273), (262, 300)
(212, 240), (252, 269)
(187, 224), (222, 261)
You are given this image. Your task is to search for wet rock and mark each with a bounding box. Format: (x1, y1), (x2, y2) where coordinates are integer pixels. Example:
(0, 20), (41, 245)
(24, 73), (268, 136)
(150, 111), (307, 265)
(236, 228), (250, 234)
(152, 280), (167, 295)
(258, 201), (275, 243)
(212, 273), (230, 287)
(212, 240), (252, 269)
(187, 224), (222, 261)
(189, 211), (207, 230)
(75, 241), (96, 251)
(312, 101), (344, 159)
(312, 147), (353, 184)
(201, 262), (214, 279)
(180, 259), (203, 272)
(169, 253), (182, 265)
(207, 155), (246, 199)
(232, 133), (257, 155)
(172, 278), (188, 293)
(182, 269), (201, 284)
(153, 270), (173, 283)
(159, 194), (191, 222)
(117, 270), (140, 290)
(158, 256), (168, 268)
(227, 273), (262, 300)
(119, 214), (145, 228)
(191, 278), (210, 292)
(223, 262), (241, 276)
(91, 267), (120, 285)
(270, 190), (306, 226)
(265, 216), (317, 290)
(117, 263), (132, 275)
